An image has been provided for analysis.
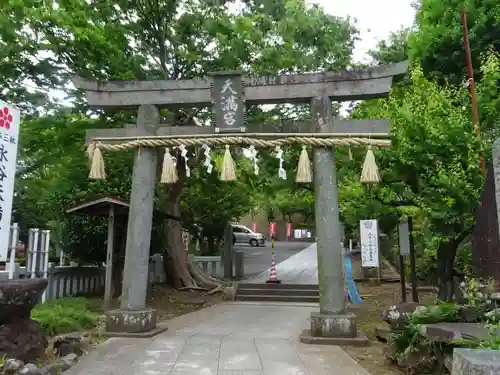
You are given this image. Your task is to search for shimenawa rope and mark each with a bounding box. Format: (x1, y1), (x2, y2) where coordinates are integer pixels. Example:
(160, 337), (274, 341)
(86, 136), (388, 184)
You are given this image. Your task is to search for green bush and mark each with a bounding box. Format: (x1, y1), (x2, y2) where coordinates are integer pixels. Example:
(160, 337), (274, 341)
(31, 297), (99, 336)
(391, 302), (460, 359)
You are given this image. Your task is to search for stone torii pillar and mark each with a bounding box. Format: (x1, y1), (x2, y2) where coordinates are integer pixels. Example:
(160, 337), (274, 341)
(104, 104), (165, 336)
(298, 97), (366, 344)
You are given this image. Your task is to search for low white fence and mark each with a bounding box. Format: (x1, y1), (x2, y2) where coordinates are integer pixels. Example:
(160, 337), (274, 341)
(192, 255), (223, 276)
(147, 254), (223, 281)
(1, 223), (224, 302)
(0, 224), (105, 302)
(1, 263), (105, 301)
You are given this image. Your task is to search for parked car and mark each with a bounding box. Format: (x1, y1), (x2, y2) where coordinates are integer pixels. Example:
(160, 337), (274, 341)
(231, 224), (266, 247)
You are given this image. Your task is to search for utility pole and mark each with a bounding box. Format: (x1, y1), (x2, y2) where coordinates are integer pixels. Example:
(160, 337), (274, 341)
(460, 9), (486, 178)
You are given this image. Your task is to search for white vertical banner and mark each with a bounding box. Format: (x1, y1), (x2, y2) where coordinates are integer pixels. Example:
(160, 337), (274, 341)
(0, 101), (20, 262)
(360, 219), (379, 268)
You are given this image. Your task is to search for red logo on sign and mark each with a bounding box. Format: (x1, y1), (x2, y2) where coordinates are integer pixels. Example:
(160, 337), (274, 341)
(0, 107), (12, 129)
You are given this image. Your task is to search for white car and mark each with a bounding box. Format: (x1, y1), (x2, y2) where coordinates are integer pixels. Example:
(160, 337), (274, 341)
(231, 224), (266, 247)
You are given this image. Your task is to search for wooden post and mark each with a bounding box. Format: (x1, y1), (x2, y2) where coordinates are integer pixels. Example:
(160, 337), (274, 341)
(408, 216), (419, 303)
(104, 204), (115, 310)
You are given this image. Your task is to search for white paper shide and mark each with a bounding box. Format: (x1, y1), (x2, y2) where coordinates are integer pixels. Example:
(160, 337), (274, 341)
(0, 101), (20, 262)
(360, 219), (379, 268)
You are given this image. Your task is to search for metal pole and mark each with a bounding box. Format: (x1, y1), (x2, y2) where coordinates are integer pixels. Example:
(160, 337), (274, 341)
(408, 217), (419, 302)
(460, 9), (485, 178)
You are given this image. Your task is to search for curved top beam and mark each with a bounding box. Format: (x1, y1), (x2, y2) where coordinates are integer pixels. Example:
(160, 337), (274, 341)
(72, 61), (408, 108)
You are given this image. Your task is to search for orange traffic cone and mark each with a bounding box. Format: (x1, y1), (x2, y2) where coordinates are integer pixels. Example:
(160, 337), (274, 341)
(266, 253), (281, 284)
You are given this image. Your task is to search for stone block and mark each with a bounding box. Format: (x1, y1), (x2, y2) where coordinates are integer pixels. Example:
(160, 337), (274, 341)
(106, 308), (157, 334)
(299, 329), (369, 346)
(310, 312), (357, 338)
(452, 348), (500, 375)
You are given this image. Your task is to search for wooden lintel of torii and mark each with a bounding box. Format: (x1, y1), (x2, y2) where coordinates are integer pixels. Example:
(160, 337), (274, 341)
(84, 118), (390, 146)
(73, 61), (408, 108)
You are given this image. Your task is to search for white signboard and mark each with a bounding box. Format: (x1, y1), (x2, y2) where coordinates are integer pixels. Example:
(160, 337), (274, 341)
(294, 229), (302, 239)
(0, 101), (20, 262)
(399, 222), (410, 256)
(360, 219), (379, 268)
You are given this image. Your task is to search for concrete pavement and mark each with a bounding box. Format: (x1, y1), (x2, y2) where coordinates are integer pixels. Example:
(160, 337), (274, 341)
(248, 243), (319, 284)
(65, 302), (370, 375)
(234, 241), (313, 277)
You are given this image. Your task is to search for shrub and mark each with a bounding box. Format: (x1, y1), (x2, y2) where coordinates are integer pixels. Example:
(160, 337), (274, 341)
(31, 297), (99, 336)
(389, 302), (460, 374)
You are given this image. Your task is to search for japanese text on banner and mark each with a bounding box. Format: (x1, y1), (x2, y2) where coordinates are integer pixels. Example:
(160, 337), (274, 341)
(360, 219), (379, 268)
(0, 101), (19, 262)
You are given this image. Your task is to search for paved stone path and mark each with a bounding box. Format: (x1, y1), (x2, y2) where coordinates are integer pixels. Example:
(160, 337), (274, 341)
(229, 241), (312, 278)
(248, 243), (318, 284)
(66, 302), (370, 375)
(247, 243), (399, 284)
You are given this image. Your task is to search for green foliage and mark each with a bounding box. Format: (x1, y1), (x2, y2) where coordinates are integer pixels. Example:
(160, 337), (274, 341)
(459, 276), (496, 309)
(3, 0), (358, 264)
(458, 310), (500, 350)
(31, 297), (99, 336)
(347, 52), (500, 292)
(409, 0), (500, 85)
(391, 303), (460, 360)
(368, 28), (411, 65)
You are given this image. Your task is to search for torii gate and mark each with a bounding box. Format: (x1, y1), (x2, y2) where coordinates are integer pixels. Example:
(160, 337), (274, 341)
(74, 61), (407, 341)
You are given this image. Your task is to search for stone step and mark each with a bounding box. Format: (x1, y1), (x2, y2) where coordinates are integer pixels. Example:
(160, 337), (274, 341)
(375, 324), (391, 342)
(234, 294), (320, 303)
(237, 288), (319, 297)
(238, 283), (319, 290)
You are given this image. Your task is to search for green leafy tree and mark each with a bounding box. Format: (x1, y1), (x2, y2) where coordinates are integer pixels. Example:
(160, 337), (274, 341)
(409, 0), (500, 85)
(350, 59), (500, 299)
(7, 0), (358, 288)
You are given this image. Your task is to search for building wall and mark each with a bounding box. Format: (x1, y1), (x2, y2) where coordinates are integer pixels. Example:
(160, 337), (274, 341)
(237, 211), (308, 240)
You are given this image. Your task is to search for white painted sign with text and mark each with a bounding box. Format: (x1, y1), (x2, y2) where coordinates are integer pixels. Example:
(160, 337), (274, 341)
(360, 219), (379, 268)
(0, 101), (20, 262)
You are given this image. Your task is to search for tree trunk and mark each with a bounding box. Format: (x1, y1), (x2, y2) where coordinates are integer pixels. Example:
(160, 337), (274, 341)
(437, 241), (456, 301)
(161, 150), (220, 290)
(436, 228), (472, 301)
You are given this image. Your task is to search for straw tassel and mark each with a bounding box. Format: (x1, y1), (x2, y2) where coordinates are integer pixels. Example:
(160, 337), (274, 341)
(160, 148), (178, 184)
(86, 143), (96, 167)
(88, 144), (106, 180)
(220, 145), (236, 181)
(360, 145), (380, 184)
(295, 145), (312, 183)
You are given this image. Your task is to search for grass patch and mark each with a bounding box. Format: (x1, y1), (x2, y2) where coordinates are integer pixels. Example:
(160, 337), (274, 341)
(32, 297), (99, 336)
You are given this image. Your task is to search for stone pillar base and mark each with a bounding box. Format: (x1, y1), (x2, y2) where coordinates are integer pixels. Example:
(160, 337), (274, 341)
(105, 308), (168, 338)
(299, 311), (369, 346)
